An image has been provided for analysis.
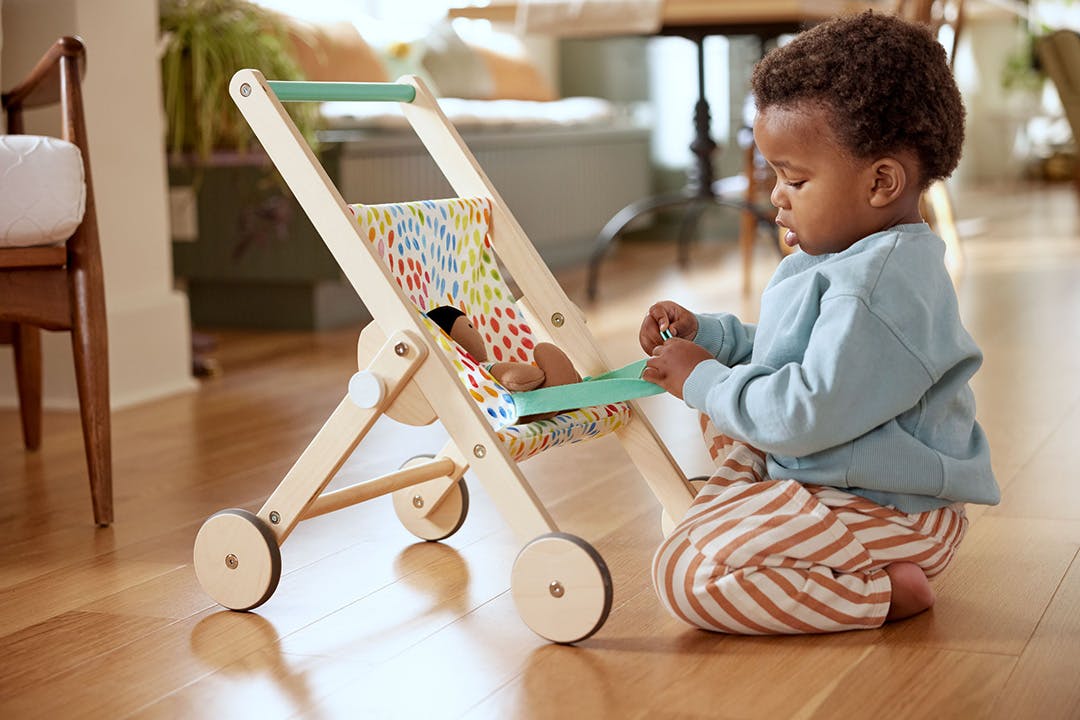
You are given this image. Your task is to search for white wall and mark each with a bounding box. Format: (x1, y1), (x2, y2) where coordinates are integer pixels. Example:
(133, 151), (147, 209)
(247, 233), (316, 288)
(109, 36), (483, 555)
(0, 0), (195, 408)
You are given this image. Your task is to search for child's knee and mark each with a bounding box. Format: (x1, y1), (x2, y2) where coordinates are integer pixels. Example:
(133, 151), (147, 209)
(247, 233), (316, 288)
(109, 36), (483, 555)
(651, 526), (695, 617)
(651, 528), (739, 632)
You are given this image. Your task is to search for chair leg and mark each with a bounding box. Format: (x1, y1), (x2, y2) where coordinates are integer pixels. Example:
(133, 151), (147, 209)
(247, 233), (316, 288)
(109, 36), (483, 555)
(738, 142), (759, 296)
(70, 271), (113, 526)
(12, 323), (43, 450)
(925, 180), (963, 282)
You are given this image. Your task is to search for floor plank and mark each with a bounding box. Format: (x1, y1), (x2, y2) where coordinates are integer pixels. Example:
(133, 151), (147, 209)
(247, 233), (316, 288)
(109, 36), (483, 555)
(874, 516), (1080, 656)
(990, 551), (1080, 720)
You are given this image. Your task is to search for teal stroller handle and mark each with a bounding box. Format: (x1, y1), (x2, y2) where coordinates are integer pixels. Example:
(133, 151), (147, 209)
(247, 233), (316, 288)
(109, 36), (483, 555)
(267, 80), (416, 103)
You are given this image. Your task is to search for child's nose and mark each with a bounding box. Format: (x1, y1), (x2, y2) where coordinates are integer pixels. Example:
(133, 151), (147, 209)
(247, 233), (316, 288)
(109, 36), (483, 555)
(770, 182), (788, 209)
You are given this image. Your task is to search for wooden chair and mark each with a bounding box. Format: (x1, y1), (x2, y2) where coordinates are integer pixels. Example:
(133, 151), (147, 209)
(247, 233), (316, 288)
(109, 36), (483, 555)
(1036, 29), (1080, 197)
(895, 0), (966, 280)
(0, 37), (112, 526)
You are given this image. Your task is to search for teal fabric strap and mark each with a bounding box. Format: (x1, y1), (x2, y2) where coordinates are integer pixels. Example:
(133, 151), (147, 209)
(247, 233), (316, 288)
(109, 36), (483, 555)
(510, 359), (662, 418)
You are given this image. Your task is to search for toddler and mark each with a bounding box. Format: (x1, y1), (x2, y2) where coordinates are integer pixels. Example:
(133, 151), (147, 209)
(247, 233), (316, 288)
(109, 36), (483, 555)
(641, 11), (999, 634)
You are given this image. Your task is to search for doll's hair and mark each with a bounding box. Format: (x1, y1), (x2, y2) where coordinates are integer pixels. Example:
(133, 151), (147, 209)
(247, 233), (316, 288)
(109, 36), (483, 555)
(751, 11), (965, 188)
(426, 305), (467, 335)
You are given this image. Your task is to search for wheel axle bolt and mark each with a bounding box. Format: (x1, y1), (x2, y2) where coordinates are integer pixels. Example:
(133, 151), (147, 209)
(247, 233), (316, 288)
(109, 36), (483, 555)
(549, 580), (565, 598)
(269, 511), (281, 524)
(412, 494), (425, 509)
(225, 554), (239, 570)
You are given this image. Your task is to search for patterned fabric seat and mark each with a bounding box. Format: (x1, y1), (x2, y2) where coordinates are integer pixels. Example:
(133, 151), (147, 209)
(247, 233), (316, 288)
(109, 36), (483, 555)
(347, 196), (632, 462)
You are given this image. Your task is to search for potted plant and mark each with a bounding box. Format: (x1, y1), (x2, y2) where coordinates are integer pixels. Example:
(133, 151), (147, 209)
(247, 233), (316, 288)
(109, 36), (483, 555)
(160, 0), (364, 331)
(159, 0), (319, 159)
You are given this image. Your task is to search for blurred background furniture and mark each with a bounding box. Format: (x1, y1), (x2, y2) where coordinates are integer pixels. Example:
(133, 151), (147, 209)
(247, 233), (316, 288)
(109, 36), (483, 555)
(1036, 29), (1080, 196)
(0, 36), (112, 526)
(577, 1), (873, 300)
(451, 1), (883, 299)
(895, 0), (967, 280)
(168, 8), (651, 329)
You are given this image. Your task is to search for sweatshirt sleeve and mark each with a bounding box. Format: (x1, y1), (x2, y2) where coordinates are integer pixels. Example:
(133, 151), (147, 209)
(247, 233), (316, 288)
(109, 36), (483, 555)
(693, 312), (756, 366)
(682, 295), (933, 457)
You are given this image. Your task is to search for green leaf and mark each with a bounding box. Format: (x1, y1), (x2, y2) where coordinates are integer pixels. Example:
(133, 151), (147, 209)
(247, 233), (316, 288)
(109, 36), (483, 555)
(158, 0), (321, 159)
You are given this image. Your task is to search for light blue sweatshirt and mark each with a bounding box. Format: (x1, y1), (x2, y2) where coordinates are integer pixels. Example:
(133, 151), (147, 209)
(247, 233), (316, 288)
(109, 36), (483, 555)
(682, 223), (999, 513)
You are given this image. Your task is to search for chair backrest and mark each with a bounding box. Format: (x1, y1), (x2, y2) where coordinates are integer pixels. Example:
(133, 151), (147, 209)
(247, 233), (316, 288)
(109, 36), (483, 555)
(893, 0), (965, 67)
(1037, 30), (1080, 145)
(2, 37), (89, 143)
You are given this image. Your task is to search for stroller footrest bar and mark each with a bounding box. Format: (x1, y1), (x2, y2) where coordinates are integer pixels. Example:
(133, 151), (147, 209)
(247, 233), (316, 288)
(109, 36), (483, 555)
(301, 457), (458, 520)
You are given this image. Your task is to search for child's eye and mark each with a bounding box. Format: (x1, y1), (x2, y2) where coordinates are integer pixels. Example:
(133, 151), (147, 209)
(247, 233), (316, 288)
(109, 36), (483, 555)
(785, 180), (806, 189)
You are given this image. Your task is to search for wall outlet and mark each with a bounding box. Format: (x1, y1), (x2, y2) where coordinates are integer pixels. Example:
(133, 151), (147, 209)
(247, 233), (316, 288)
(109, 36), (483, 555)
(169, 186), (198, 242)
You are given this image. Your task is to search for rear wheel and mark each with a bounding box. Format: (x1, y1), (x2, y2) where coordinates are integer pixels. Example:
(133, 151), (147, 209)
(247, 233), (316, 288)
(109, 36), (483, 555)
(392, 454), (469, 541)
(660, 476), (709, 537)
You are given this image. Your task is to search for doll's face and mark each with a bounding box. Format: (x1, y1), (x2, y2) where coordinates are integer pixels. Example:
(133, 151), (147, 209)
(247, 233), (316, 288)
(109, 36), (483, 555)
(450, 315), (488, 362)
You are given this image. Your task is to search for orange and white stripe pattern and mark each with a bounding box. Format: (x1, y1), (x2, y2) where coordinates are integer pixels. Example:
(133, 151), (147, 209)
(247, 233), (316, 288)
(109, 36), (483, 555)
(653, 422), (968, 634)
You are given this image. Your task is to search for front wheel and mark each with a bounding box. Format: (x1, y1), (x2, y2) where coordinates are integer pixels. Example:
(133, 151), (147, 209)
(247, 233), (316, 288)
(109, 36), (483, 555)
(511, 532), (612, 644)
(193, 508), (281, 611)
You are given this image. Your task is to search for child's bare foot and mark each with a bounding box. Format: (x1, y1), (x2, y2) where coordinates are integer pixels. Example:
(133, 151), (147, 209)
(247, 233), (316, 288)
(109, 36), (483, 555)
(885, 562), (935, 622)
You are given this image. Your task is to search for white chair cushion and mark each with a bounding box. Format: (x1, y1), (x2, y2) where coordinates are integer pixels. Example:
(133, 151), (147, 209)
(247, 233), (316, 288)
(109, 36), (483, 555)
(0, 134), (86, 248)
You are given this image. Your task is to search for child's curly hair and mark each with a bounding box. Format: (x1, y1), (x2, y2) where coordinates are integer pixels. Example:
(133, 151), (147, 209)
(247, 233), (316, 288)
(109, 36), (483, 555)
(751, 11), (965, 188)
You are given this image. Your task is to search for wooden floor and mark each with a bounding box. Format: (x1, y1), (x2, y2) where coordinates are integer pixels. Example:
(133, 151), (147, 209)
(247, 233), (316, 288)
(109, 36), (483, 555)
(2, 183), (1079, 719)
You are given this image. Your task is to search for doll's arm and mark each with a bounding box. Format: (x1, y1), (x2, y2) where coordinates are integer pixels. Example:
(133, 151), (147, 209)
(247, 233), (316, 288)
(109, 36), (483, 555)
(488, 362), (546, 392)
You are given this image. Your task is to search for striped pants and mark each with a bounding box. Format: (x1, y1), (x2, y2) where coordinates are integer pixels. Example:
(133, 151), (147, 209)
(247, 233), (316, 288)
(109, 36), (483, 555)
(652, 418), (968, 634)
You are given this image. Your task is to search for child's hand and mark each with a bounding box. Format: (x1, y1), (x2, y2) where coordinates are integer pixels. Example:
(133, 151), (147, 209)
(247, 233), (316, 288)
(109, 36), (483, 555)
(639, 301), (699, 354)
(642, 337), (713, 400)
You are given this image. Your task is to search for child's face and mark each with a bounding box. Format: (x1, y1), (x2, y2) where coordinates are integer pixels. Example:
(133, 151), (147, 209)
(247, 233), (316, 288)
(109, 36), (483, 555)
(754, 103), (889, 256)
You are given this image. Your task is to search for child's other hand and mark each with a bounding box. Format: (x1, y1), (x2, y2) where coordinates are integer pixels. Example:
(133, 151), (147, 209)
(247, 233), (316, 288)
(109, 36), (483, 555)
(639, 301), (699, 354)
(642, 338), (713, 400)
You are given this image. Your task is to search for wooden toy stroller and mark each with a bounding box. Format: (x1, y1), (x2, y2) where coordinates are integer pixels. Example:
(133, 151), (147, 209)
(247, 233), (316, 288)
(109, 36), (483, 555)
(193, 70), (695, 644)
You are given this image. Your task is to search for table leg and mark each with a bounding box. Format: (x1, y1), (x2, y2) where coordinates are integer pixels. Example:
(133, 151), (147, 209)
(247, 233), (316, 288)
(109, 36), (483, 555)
(586, 34), (774, 301)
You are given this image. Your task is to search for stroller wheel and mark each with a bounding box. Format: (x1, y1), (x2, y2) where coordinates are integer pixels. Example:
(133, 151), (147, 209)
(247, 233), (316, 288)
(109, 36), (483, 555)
(512, 532), (612, 644)
(660, 476), (709, 538)
(392, 455), (469, 542)
(194, 508), (281, 611)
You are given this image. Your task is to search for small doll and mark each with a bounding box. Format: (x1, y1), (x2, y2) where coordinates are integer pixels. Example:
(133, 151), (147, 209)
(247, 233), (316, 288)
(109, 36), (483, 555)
(426, 306), (581, 423)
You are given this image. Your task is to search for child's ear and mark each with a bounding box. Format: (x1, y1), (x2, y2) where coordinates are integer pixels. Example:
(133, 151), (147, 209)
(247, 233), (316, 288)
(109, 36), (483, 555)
(867, 157), (908, 208)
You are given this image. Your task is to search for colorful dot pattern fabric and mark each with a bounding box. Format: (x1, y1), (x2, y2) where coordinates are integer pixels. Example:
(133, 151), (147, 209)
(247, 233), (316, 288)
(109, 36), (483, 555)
(347, 196), (631, 462)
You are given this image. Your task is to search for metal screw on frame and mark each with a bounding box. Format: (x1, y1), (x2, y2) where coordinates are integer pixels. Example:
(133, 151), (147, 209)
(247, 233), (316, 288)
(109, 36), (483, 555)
(551, 313), (565, 327)
(394, 342), (409, 357)
(269, 511), (281, 524)
(473, 444), (486, 458)
(240, 83), (251, 97)
(412, 495), (425, 509)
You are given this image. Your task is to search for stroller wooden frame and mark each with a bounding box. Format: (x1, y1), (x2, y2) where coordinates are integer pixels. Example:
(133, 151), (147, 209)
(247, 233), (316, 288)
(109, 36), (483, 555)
(192, 70), (695, 644)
